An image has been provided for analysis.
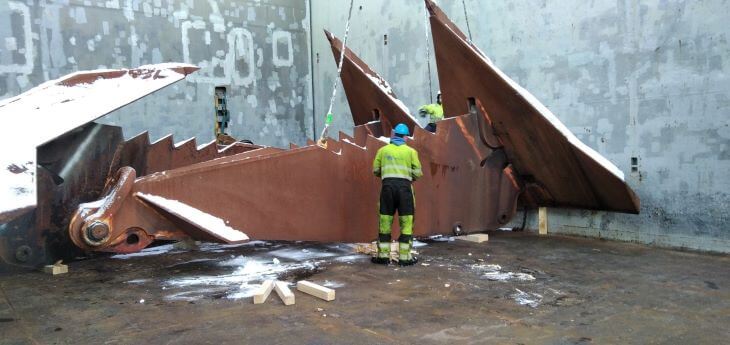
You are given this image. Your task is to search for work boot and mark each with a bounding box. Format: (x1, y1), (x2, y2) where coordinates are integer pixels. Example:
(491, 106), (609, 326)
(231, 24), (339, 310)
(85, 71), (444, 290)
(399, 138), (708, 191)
(371, 257), (390, 265)
(398, 256), (418, 267)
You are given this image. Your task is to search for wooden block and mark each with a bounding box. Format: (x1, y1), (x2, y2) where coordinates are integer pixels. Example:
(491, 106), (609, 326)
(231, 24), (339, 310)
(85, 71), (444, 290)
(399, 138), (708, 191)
(43, 264), (68, 275)
(252, 280), (275, 304)
(353, 243), (375, 254)
(455, 233), (489, 243)
(297, 280), (335, 301)
(538, 207), (548, 235)
(274, 281), (295, 306)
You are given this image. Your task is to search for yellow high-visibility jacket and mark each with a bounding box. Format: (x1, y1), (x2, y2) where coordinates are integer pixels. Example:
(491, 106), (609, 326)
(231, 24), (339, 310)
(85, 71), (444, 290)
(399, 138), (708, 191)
(419, 103), (444, 123)
(373, 143), (423, 181)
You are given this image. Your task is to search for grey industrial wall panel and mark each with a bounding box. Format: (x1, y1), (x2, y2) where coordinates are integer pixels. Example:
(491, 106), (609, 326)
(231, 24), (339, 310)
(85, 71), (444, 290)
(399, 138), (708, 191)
(0, 0), (314, 147)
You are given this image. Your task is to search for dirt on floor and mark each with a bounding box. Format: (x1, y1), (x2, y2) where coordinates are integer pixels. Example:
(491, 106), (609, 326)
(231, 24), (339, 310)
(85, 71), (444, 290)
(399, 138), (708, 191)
(0, 232), (728, 345)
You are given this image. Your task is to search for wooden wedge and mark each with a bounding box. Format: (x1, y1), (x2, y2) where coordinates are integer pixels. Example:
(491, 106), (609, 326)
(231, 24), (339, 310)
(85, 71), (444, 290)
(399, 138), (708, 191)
(297, 280), (335, 301)
(253, 280), (275, 304)
(455, 233), (489, 243)
(44, 262), (68, 275)
(274, 281), (295, 305)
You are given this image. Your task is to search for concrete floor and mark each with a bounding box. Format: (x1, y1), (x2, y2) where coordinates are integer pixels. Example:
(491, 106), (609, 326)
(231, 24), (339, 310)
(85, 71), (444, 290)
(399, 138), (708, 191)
(0, 232), (728, 344)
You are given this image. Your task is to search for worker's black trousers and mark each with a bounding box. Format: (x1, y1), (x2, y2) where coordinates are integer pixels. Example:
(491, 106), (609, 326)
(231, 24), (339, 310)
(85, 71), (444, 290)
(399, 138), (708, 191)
(379, 178), (414, 217)
(378, 178), (415, 260)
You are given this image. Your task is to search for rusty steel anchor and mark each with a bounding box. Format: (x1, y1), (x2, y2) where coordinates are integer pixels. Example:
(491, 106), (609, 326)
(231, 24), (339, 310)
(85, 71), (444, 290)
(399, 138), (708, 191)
(68, 109), (523, 252)
(68, 146), (284, 253)
(425, 0), (639, 213)
(67, 1), (638, 254)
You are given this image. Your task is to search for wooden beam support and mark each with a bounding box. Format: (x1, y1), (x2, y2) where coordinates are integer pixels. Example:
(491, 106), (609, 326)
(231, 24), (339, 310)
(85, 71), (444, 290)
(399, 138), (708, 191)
(252, 280), (275, 304)
(297, 280), (336, 301)
(455, 233), (489, 243)
(538, 207), (548, 235)
(43, 264), (68, 275)
(274, 281), (295, 306)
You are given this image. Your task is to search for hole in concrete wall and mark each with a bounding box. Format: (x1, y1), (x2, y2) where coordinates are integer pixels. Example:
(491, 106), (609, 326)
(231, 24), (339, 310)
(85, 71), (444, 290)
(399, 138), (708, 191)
(316, 52), (319, 63)
(215, 86), (229, 136)
(631, 157), (639, 172)
(383, 34), (388, 46)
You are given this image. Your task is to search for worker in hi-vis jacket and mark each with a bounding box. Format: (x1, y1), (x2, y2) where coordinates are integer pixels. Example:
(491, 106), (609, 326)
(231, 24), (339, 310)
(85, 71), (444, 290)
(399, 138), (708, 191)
(371, 123), (423, 266)
(418, 91), (443, 133)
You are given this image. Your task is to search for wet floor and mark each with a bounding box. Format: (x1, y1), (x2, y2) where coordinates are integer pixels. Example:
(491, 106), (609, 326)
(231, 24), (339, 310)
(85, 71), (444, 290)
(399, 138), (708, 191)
(1, 232), (728, 344)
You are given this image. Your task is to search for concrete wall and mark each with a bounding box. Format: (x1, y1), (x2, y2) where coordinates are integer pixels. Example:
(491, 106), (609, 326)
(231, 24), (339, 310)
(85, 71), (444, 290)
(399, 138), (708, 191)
(0, 0), (313, 147)
(310, 0), (730, 252)
(310, 0), (437, 134)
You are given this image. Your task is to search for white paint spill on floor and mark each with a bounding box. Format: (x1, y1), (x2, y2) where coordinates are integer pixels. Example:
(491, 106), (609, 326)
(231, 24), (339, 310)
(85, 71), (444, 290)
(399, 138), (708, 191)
(163, 256), (319, 301)
(125, 279), (151, 284)
(512, 288), (542, 308)
(412, 240), (428, 248)
(169, 258), (215, 266)
(470, 263), (536, 281)
(197, 241), (272, 253)
(427, 235), (455, 242)
(333, 254), (369, 263)
(471, 263), (502, 271)
(322, 280), (345, 288)
(113, 238), (444, 303)
(149, 242), (369, 301)
(483, 271), (535, 282)
(115, 241), (271, 259)
(267, 248), (338, 261)
(224, 284), (267, 300)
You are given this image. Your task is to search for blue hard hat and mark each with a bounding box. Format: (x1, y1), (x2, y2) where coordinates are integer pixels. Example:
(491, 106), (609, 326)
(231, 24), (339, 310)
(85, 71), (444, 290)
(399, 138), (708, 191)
(394, 123), (410, 136)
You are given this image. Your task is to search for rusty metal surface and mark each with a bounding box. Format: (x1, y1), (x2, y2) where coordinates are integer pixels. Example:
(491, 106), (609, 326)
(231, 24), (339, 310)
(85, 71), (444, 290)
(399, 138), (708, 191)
(425, 0), (639, 214)
(58, 132), (268, 255)
(68, 146), (289, 252)
(0, 63), (199, 149)
(325, 30), (418, 135)
(0, 122), (262, 271)
(14, 3), (638, 259)
(109, 131), (263, 177)
(0, 64), (266, 271)
(68, 32), (523, 252)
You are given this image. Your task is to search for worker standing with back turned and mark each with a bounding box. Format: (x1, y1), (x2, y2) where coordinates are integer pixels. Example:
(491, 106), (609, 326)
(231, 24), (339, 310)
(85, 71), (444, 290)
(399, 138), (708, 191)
(418, 91), (443, 133)
(372, 123), (423, 266)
